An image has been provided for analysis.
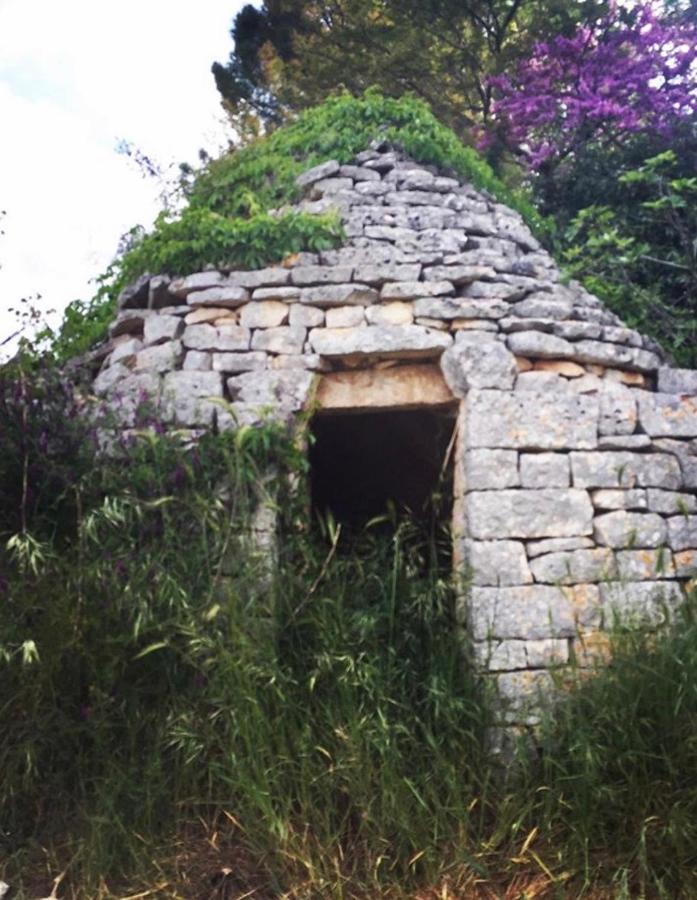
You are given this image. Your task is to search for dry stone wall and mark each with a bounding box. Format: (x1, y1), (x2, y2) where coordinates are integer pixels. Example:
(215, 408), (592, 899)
(91, 143), (697, 734)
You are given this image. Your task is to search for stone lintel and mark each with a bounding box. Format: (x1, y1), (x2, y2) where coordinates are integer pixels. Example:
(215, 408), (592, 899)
(316, 364), (455, 412)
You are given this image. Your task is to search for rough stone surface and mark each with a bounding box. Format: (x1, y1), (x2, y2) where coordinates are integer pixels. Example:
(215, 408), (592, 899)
(666, 516), (697, 551)
(301, 284), (379, 307)
(463, 539), (532, 586)
(638, 393), (697, 438)
(599, 581), (684, 627)
(465, 585), (585, 640)
(183, 324), (251, 352)
(156, 372), (219, 426)
(467, 489), (594, 539)
(187, 286), (250, 308)
(616, 549), (675, 580)
(134, 341), (184, 373)
(309, 324), (451, 358)
(144, 314), (183, 345)
(240, 301), (289, 329)
(592, 488), (648, 510)
(441, 341), (516, 395)
(316, 364), (452, 410)
(657, 367), (697, 394)
(212, 352), (268, 373)
(519, 453), (570, 488)
(526, 536), (594, 557)
(593, 511), (667, 548)
(252, 327), (306, 354)
(571, 451), (682, 490)
(466, 391), (599, 450)
(599, 390), (637, 436)
(464, 449), (519, 490)
(530, 548), (616, 584)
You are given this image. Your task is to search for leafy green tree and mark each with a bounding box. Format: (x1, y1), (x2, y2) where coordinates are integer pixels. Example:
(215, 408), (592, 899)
(564, 152), (697, 365)
(212, 0), (606, 138)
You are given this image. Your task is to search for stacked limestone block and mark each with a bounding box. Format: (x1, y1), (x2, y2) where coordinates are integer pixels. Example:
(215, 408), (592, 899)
(92, 143), (697, 729)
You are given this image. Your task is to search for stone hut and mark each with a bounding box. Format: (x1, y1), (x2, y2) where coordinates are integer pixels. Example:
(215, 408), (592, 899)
(92, 143), (697, 734)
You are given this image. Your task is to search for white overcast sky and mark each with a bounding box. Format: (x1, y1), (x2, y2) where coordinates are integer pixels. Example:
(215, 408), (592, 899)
(0, 0), (246, 357)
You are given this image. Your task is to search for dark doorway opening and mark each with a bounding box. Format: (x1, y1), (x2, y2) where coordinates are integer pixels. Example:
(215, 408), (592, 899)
(309, 407), (456, 543)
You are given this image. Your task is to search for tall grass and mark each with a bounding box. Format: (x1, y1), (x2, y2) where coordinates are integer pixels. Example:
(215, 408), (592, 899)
(2, 363), (697, 897)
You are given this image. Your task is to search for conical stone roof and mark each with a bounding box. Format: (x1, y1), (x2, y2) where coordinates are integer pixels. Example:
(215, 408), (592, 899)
(94, 141), (676, 432)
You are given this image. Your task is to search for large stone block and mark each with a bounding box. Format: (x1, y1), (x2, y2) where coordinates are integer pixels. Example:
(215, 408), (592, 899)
(526, 536), (594, 557)
(657, 368), (697, 394)
(102, 372), (161, 425)
(653, 439), (697, 490)
(239, 301), (289, 328)
(571, 341), (662, 373)
(212, 352), (268, 373)
(325, 306), (365, 328)
(616, 549), (675, 580)
(666, 515), (697, 551)
(591, 489), (648, 510)
(291, 266), (353, 286)
(571, 451), (682, 490)
(474, 638), (568, 672)
(186, 286), (250, 308)
(93, 363), (131, 396)
(519, 453), (570, 488)
(227, 370), (315, 412)
(296, 159), (340, 187)
(170, 271), (226, 297)
(381, 281), (454, 300)
(227, 268), (290, 289)
(466, 390), (598, 450)
(301, 284), (379, 307)
(353, 263), (421, 284)
(530, 548), (617, 584)
(162, 371), (223, 426)
(467, 489), (594, 539)
(674, 550), (697, 577)
(599, 389), (637, 436)
(133, 341), (183, 374)
(599, 581), (684, 628)
(251, 327), (306, 355)
(507, 331), (573, 359)
(365, 302), (414, 326)
(309, 325), (452, 359)
(316, 364), (453, 411)
(465, 585), (591, 640)
(414, 296), (509, 320)
(183, 324), (251, 352)
(462, 539), (532, 586)
(440, 341), (517, 395)
(464, 449), (519, 490)
(593, 511), (667, 548)
(638, 393), (697, 438)
(646, 489), (697, 515)
(143, 314), (183, 345)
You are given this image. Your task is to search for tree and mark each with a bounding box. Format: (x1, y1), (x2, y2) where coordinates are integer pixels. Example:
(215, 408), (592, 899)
(487, 3), (697, 182)
(212, 0), (606, 139)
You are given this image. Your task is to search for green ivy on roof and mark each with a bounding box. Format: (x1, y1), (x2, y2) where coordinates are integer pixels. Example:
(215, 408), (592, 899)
(48, 91), (544, 362)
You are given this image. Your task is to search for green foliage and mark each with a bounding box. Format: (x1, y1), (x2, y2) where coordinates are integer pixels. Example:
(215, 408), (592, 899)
(563, 151), (697, 366)
(3, 381), (697, 896)
(536, 599), (697, 896)
(44, 91), (544, 365)
(188, 90), (544, 232)
(212, 0), (607, 138)
(114, 208), (343, 292)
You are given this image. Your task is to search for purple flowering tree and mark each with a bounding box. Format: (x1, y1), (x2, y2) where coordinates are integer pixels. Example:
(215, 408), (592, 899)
(488, 3), (697, 173)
